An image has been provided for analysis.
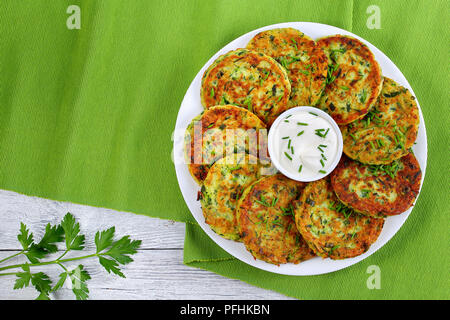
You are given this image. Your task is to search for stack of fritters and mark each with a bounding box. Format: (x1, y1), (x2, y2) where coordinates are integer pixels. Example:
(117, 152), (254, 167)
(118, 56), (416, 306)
(184, 28), (422, 265)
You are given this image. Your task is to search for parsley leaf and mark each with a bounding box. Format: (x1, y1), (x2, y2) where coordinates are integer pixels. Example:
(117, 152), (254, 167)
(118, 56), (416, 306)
(69, 265), (91, 300)
(17, 223), (34, 251)
(95, 227), (115, 253)
(2, 212), (141, 300)
(61, 213), (85, 250)
(98, 256), (125, 278)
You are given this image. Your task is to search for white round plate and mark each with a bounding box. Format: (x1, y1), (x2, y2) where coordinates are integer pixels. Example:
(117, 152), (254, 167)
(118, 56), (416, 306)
(173, 22), (427, 275)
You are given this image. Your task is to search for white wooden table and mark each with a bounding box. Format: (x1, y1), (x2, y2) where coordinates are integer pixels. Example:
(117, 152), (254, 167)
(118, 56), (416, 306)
(0, 189), (292, 300)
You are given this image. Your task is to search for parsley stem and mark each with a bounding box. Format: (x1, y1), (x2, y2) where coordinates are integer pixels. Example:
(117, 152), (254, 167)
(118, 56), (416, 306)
(56, 249), (69, 261)
(0, 250), (24, 264)
(0, 253), (100, 272)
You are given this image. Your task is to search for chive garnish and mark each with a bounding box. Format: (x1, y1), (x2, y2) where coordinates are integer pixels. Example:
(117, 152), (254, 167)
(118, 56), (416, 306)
(320, 159), (325, 167)
(297, 130), (304, 136)
(319, 170), (326, 174)
(319, 144), (327, 148)
(284, 152), (292, 161)
(309, 112), (318, 116)
(282, 136), (290, 140)
(291, 38), (298, 50)
(272, 197), (278, 207)
(207, 123), (214, 128)
(291, 146), (294, 154)
(210, 88), (214, 97)
(321, 153), (327, 161)
(298, 165), (303, 173)
(340, 85), (349, 90)
(284, 120), (290, 123)
(315, 128), (330, 138)
(287, 139), (291, 149)
(297, 122), (308, 126)
(285, 115), (292, 119)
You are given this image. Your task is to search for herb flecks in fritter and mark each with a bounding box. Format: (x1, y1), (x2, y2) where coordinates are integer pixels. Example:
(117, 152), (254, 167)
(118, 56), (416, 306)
(341, 77), (419, 164)
(331, 154), (422, 217)
(317, 35), (382, 125)
(201, 49), (291, 126)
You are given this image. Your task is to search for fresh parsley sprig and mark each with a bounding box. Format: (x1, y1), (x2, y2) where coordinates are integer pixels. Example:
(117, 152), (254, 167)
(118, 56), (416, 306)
(0, 213), (142, 300)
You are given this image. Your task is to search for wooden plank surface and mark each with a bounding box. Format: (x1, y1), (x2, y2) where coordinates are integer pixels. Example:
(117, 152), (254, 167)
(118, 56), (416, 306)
(0, 190), (292, 300)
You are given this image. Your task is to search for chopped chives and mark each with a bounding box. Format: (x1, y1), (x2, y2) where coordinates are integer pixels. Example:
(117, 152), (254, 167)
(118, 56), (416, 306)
(315, 128), (330, 138)
(272, 197), (278, 207)
(369, 140), (376, 150)
(321, 153), (327, 161)
(207, 123), (214, 128)
(284, 152), (292, 161)
(288, 139), (291, 149)
(298, 165), (303, 173)
(319, 144), (327, 148)
(319, 170), (326, 174)
(210, 88), (214, 97)
(282, 136), (290, 139)
(309, 112), (318, 116)
(291, 38), (298, 50)
(297, 122), (308, 126)
(284, 120), (289, 123)
(320, 159), (325, 167)
(297, 130), (304, 136)
(285, 115), (292, 119)
(291, 146), (294, 154)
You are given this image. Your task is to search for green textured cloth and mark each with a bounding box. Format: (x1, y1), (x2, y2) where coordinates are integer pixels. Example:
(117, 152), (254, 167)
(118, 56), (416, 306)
(1, 0), (448, 299)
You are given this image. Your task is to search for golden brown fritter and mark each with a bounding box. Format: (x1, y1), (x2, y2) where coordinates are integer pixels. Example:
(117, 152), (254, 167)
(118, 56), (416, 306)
(317, 35), (383, 125)
(200, 48), (291, 126)
(200, 154), (266, 240)
(341, 77), (419, 164)
(184, 105), (267, 184)
(236, 174), (315, 265)
(246, 28), (328, 108)
(294, 178), (384, 259)
(330, 153), (422, 218)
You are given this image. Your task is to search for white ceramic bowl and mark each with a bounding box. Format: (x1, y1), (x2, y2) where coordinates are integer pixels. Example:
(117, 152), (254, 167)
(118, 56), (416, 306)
(268, 106), (343, 182)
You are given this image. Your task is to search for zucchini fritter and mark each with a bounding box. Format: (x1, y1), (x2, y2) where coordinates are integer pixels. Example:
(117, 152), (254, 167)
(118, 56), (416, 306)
(200, 154), (267, 241)
(317, 35), (383, 125)
(184, 105), (267, 184)
(294, 178), (384, 259)
(237, 174), (315, 265)
(200, 48), (291, 126)
(246, 28), (328, 108)
(341, 77), (419, 164)
(330, 153), (422, 218)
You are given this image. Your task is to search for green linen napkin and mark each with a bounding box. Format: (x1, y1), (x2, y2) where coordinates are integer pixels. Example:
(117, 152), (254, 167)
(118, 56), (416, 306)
(1, 0), (448, 299)
(0, 0), (350, 223)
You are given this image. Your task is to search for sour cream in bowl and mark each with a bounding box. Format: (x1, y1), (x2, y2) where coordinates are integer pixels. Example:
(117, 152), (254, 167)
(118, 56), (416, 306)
(268, 106), (343, 182)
